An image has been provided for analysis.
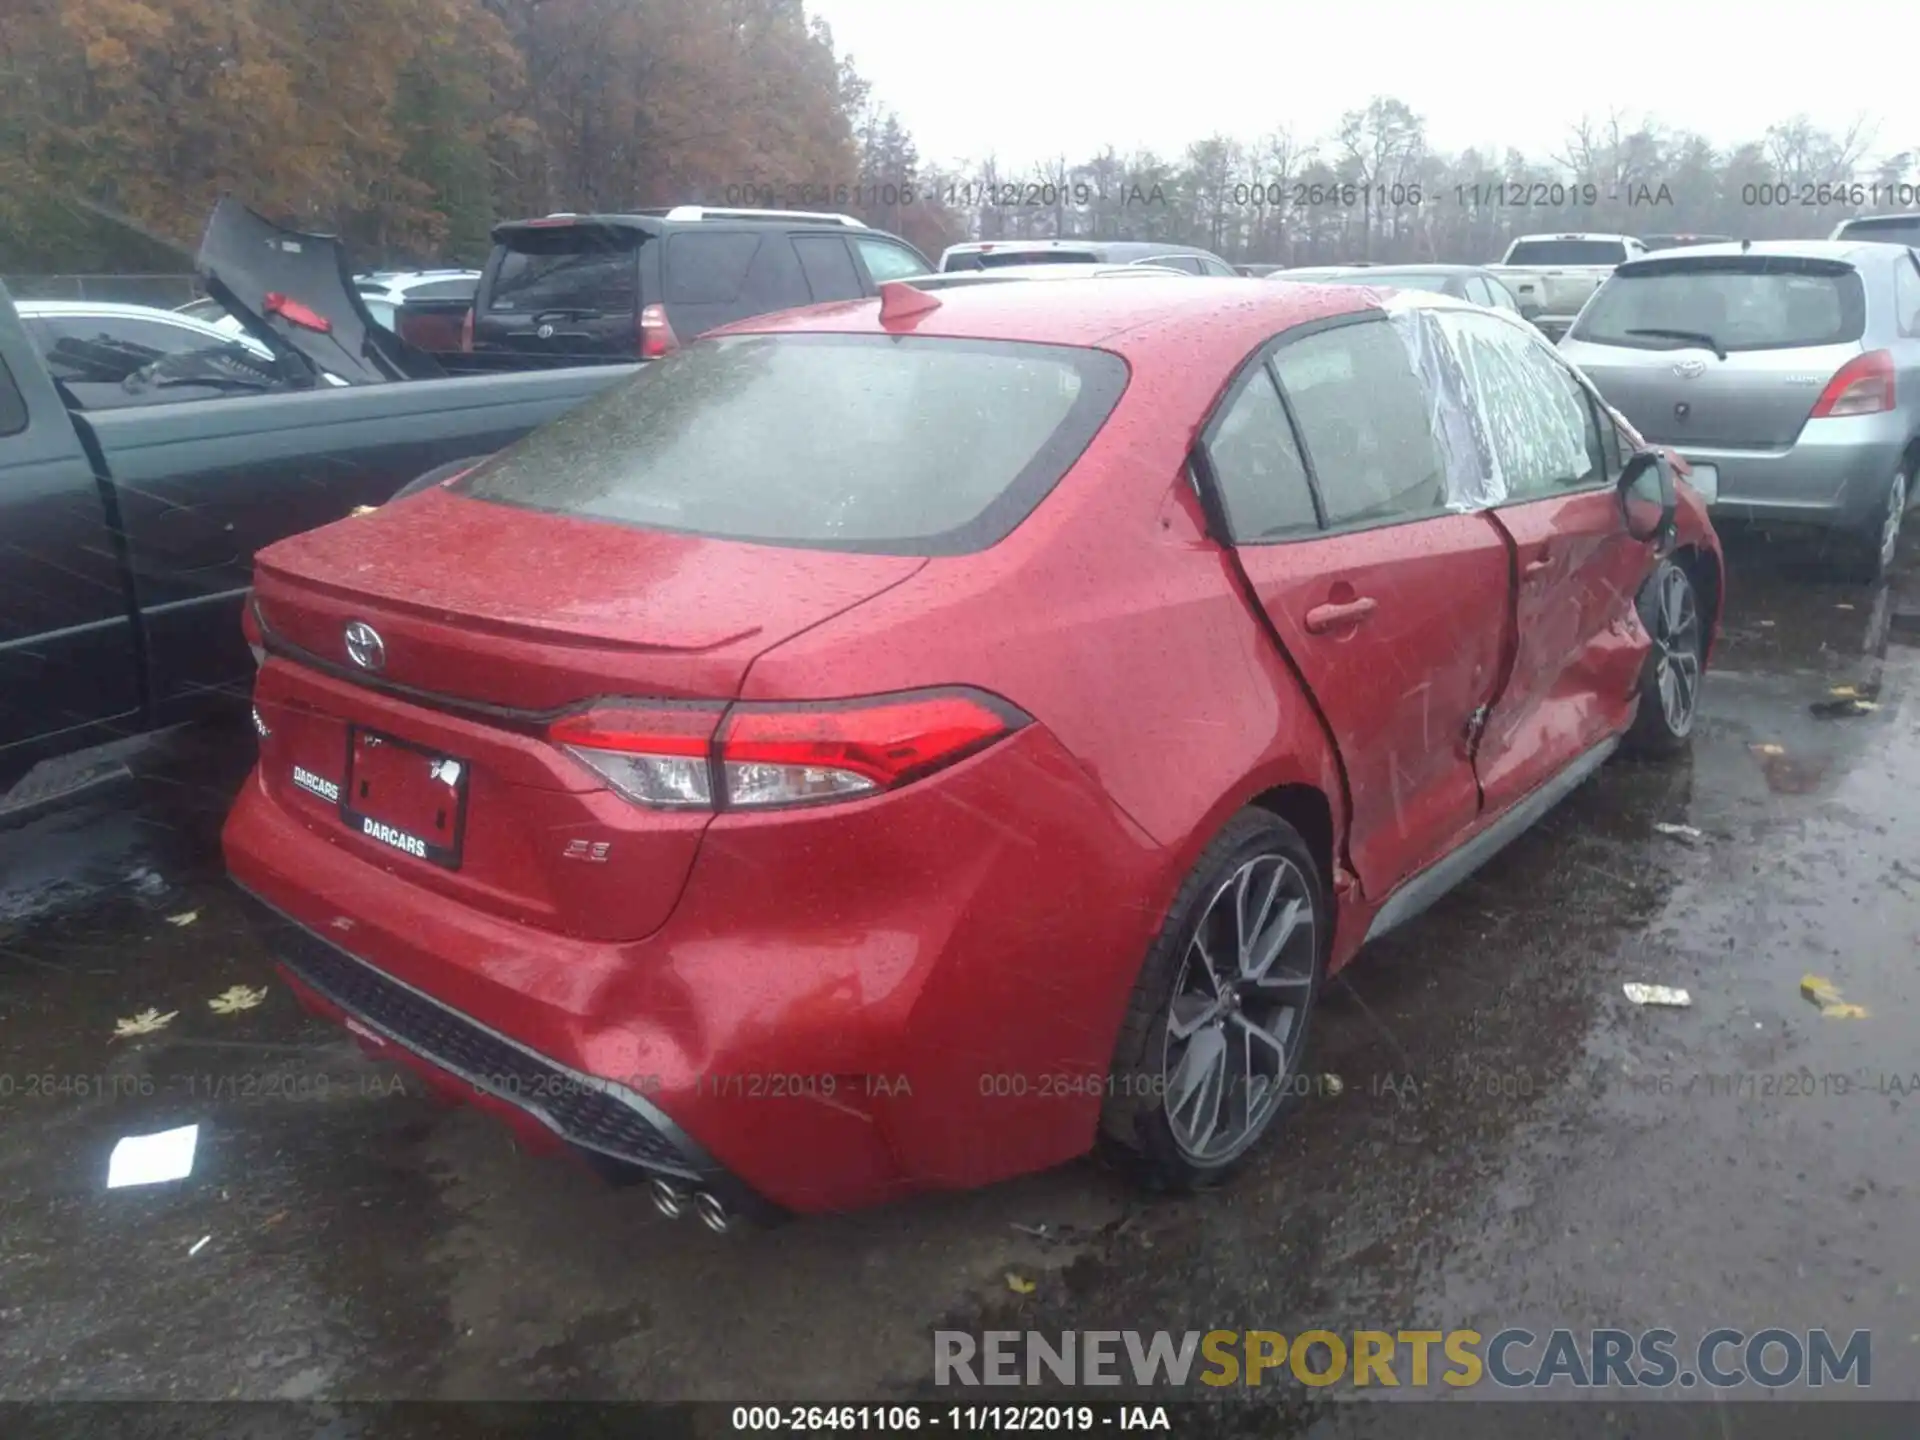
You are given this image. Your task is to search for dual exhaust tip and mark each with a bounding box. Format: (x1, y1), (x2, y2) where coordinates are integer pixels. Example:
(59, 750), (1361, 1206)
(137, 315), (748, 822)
(649, 1177), (730, 1233)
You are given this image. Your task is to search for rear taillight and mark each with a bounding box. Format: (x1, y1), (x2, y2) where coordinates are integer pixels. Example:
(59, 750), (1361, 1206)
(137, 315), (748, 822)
(638, 303), (679, 359)
(546, 689), (1027, 811)
(459, 306), (474, 353)
(1810, 349), (1895, 418)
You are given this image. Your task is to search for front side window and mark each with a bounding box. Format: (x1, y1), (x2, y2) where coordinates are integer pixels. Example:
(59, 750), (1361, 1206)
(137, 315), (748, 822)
(1271, 318), (1448, 528)
(454, 333), (1129, 556)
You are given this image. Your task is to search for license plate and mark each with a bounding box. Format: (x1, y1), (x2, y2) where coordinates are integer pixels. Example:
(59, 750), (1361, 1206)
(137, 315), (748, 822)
(340, 727), (468, 869)
(1683, 462), (1718, 503)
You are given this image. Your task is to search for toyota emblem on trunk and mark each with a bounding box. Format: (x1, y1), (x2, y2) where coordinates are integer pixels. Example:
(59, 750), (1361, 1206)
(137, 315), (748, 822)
(536, 323), (556, 339)
(1672, 358), (1706, 379)
(344, 621), (386, 672)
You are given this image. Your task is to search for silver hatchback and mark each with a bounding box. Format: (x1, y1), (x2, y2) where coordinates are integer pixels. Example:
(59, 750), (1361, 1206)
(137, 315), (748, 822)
(1561, 240), (1920, 581)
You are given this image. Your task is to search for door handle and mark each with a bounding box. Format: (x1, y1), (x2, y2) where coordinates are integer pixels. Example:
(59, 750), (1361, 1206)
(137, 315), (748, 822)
(1524, 551), (1553, 576)
(1304, 597), (1377, 633)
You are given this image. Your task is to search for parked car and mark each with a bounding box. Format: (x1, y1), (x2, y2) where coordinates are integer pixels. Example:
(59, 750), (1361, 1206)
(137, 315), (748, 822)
(903, 262), (1190, 291)
(0, 199), (636, 812)
(224, 276), (1721, 1224)
(1266, 264), (1533, 319)
(937, 239), (1238, 275)
(1236, 263), (1285, 277)
(1640, 234), (1736, 252)
(1560, 239), (1920, 582)
(14, 300), (347, 408)
(468, 206), (932, 362)
(1830, 214), (1920, 246)
(355, 270), (481, 352)
(1488, 233), (1649, 341)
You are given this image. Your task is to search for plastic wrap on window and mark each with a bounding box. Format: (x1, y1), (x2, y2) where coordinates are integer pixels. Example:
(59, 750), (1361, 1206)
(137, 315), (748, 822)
(1431, 308), (1594, 493)
(1383, 297), (1504, 510)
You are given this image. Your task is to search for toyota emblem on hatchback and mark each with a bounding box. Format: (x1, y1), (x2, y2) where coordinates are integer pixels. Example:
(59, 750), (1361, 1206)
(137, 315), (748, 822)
(536, 323), (556, 339)
(1672, 358), (1706, 379)
(343, 621), (386, 672)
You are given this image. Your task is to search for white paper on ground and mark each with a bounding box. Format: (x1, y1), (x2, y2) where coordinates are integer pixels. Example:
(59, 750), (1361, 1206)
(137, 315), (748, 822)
(1623, 983), (1692, 1008)
(106, 1124), (199, 1188)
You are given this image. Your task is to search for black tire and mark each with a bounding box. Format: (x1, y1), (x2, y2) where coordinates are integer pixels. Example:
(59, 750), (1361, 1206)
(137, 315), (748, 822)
(1099, 808), (1327, 1192)
(1623, 557), (1704, 758)
(1832, 462), (1910, 585)
(388, 454), (489, 504)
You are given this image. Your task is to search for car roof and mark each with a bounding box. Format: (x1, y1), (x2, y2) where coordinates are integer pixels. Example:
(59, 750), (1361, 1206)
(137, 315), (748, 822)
(1616, 238), (1902, 269)
(706, 275), (1389, 356)
(906, 263), (1191, 288)
(1509, 232), (1640, 243)
(940, 239), (1225, 260)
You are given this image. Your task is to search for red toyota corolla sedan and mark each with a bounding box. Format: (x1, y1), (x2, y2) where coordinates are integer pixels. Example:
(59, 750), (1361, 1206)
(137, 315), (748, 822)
(224, 277), (1723, 1227)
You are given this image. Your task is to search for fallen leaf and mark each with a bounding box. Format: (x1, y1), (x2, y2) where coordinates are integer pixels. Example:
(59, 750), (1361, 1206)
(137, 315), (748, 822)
(1855, 701), (1880, 712)
(1758, 620), (1775, 627)
(166, 911), (198, 927)
(112, 1008), (178, 1039)
(1006, 1273), (1036, 1294)
(1753, 743), (1786, 757)
(350, 505), (378, 517)
(1322, 1073), (1345, 1097)
(207, 984), (268, 1015)
(1624, 983), (1692, 1007)
(1836, 603), (1855, 611)
(1829, 685), (1859, 698)
(260, 1209), (291, 1230)
(1800, 974), (1870, 1019)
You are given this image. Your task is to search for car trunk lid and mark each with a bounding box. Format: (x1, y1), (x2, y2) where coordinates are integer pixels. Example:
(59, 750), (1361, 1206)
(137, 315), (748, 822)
(249, 491), (925, 940)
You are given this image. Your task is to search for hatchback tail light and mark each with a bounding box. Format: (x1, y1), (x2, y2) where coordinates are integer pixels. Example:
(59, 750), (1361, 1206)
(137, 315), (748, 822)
(638, 303), (679, 359)
(459, 306), (474, 353)
(546, 689), (1028, 811)
(1810, 349), (1895, 418)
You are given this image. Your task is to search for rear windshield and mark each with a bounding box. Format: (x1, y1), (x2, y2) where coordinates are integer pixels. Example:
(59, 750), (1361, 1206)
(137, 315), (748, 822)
(945, 249), (1101, 272)
(1572, 260), (1867, 352)
(486, 226), (644, 313)
(1833, 216), (1920, 244)
(453, 333), (1131, 555)
(1504, 239), (1629, 266)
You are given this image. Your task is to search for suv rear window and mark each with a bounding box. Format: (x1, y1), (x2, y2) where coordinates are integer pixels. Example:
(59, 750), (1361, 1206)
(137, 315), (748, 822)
(1503, 239), (1630, 265)
(487, 226), (643, 313)
(454, 334), (1129, 555)
(1572, 258), (1867, 352)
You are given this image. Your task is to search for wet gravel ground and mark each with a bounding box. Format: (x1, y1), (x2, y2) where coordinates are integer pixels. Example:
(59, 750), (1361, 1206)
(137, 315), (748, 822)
(1, 533), (1916, 1427)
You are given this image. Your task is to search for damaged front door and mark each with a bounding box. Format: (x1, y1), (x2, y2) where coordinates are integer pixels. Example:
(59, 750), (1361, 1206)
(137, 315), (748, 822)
(1438, 309), (1657, 815)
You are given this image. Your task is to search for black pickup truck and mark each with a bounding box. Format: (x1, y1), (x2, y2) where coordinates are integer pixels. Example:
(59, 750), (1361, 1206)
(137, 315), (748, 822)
(1, 200), (634, 812)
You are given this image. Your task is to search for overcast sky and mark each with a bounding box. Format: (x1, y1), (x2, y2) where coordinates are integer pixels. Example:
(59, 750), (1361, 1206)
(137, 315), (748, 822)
(810, 0), (1916, 172)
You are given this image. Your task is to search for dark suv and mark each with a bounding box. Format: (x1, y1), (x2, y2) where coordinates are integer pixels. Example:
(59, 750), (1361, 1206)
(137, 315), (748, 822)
(467, 207), (934, 361)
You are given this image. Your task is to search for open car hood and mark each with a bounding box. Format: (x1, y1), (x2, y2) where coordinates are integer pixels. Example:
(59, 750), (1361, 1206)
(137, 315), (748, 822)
(195, 197), (446, 385)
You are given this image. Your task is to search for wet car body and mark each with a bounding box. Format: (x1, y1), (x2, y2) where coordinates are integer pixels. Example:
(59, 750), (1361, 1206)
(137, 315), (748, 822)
(224, 278), (1723, 1218)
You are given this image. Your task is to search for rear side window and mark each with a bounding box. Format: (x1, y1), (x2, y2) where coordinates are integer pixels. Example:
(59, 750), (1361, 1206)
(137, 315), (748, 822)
(664, 232), (763, 304)
(1271, 319), (1447, 528)
(793, 237), (864, 302)
(854, 237), (930, 282)
(488, 230), (641, 313)
(1440, 311), (1603, 498)
(1573, 261), (1866, 352)
(1204, 368), (1319, 540)
(1199, 257), (1239, 277)
(0, 353), (26, 435)
(454, 334), (1130, 555)
(1896, 256), (1920, 337)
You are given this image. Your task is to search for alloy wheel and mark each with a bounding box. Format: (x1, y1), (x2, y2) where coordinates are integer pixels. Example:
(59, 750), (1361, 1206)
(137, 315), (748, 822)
(1652, 563), (1702, 737)
(1880, 470), (1908, 573)
(1161, 853), (1316, 1164)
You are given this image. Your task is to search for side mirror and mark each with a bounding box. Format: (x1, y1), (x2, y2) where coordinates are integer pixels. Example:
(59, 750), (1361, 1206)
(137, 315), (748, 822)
(1618, 449), (1677, 546)
(1519, 301), (1544, 322)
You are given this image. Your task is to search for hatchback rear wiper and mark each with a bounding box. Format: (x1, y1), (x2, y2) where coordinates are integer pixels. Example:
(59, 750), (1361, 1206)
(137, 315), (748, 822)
(1625, 328), (1727, 361)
